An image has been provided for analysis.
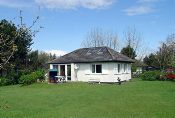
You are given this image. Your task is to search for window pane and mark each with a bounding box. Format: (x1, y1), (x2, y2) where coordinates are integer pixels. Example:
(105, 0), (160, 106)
(118, 64), (120, 73)
(92, 65), (95, 73)
(67, 65), (71, 76)
(124, 64), (126, 72)
(53, 65), (58, 70)
(96, 65), (102, 73)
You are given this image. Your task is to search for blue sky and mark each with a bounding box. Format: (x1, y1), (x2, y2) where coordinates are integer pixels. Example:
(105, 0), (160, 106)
(0, 0), (175, 56)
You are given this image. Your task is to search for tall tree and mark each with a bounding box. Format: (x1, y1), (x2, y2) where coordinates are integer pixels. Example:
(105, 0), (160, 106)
(143, 53), (158, 67)
(0, 20), (18, 70)
(0, 10), (41, 75)
(143, 33), (175, 69)
(28, 50), (39, 70)
(81, 28), (119, 51)
(123, 27), (144, 59)
(121, 45), (136, 59)
(156, 34), (175, 68)
(28, 51), (52, 71)
(12, 11), (40, 70)
(38, 51), (50, 70)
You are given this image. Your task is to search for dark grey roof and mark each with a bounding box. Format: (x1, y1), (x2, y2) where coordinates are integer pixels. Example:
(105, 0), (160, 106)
(49, 47), (135, 64)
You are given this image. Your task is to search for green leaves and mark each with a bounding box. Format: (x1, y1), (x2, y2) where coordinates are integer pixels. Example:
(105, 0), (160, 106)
(121, 45), (137, 59)
(140, 71), (163, 81)
(19, 70), (45, 85)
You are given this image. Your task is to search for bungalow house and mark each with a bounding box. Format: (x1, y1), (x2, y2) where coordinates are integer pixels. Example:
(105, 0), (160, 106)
(49, 47), (134, 83)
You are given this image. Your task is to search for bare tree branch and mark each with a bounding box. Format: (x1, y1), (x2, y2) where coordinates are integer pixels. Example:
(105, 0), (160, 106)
(82, 28), (120, 51)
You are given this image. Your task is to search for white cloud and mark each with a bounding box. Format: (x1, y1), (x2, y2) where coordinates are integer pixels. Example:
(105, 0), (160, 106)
(123, 0), (161, 16)
(0, 0), (31, 8)
(35, 0), (114, 9)
(45, 50), (67, 56)
(123, 5), (154, 16)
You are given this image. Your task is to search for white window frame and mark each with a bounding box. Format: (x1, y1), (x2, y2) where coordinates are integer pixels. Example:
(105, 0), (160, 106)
(124, 64), (127, 73)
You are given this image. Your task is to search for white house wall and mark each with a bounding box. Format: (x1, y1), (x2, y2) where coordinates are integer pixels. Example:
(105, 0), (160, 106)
(50, 62), (132, 82)
(74, 62), (131, 82)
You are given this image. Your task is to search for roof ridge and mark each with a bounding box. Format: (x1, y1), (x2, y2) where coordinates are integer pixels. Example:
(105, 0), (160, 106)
(106, 47), (115, 60)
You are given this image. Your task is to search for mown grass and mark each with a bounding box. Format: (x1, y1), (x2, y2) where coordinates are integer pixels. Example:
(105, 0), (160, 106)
(0, 79), (175, 118)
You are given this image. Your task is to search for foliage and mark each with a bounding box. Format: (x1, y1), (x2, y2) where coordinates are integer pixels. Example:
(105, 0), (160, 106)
(0, 18), (32, 74)
(131, 65), (137, 72)
(19, 69), (31, 76)
(123, 27), (143, 59)
(143, 33), (175, 69)
(27, 51), (54, 71)
(0, 77), (11, 86)
(19, 69), (45, 85)
(5, 70), (19, 84)
(0, 70), (20, 86)
(156, 40), (175, 68)
(0, 81), (175, 117)
(11, 26), (33, 70)
(0, 10), (41, 79)
(0, 19), (33, 70)
(0, 19), (18, 70)
(18, 74), (33, 85)
(140, 71), (163, 81)
(28, 50), (39, 70)
(143, 53), (158, 67)
(35, 69), (45, 81)
(121, 45), (137, 59)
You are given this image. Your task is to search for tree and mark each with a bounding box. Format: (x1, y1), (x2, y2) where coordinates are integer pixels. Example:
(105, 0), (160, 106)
(28, 51), (52, 71)
(165, 33), (175, 67)
(28, 50), (39, 70)
(0, 11), (41, 71)
(121, 45), (137, 59)
(0, 20), (18, 70)
(12, 11), (41, 71)
(156, 34), (175, 68)
(81, 28), (119, 51)
(143, 33), (175, 69)
(123, 27), (144, 59)
(38, 51), (50, 70)
(143, 53), (158, 67)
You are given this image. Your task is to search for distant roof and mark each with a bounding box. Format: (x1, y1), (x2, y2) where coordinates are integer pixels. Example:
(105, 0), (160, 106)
(49, 47), (134, 64)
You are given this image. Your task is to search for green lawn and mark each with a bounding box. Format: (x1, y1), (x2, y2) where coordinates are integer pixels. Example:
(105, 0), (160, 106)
(0, 79), (175, 118)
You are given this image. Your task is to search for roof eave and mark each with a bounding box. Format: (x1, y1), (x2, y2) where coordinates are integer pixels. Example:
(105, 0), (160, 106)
(49, 60), (134, 64)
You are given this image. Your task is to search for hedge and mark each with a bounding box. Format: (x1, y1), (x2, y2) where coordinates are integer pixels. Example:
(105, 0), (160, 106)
(19, 70), (44, 85)
(140, 71), (162, 81)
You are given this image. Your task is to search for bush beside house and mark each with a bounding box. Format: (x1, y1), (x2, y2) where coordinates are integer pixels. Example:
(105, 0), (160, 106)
(19, 70), (45, 85)
(140, 71), (162, 81)
(0, 70), (45, 86)
(140, 70), (175, 81)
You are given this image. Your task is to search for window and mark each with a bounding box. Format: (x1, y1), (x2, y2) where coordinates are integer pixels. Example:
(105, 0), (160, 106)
(118, 64), (120, 73)
(124, 64), (127, 73)
(53, 65), (58, 70)
(92, 64), (102, 73)
(96, 65), (102, 73)
(92, 65), (95, 73)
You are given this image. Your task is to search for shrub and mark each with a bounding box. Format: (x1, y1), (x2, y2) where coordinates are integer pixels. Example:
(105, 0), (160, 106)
(0, 77), (8, 86)
(6, 70), (19, 85)
(19, 69), (31, 76)
(19, 74), (33, 85)
(19, 69), (45, 85)
(140, 71), (162, 81)
(0, 75), (17, 86)
(35, 69), (45, 81)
